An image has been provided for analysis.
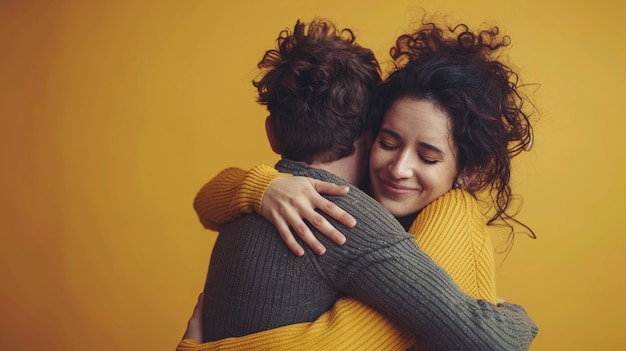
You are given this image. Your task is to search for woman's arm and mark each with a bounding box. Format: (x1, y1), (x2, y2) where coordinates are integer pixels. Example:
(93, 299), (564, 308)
(193, 165), (282, 231)
(193, 164), (355, 255)
(177, 296), (414, 351)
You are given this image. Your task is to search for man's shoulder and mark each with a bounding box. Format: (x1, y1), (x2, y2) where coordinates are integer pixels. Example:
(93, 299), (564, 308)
(222, 211), (272, 229)
(333, 188), (406, 233)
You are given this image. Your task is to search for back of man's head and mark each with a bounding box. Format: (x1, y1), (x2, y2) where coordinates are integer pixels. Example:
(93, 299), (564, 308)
(254, 19), (381, 164)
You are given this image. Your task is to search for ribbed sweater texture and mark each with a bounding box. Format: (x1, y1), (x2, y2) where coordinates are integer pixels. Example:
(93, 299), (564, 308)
(178, 160), (537, 351)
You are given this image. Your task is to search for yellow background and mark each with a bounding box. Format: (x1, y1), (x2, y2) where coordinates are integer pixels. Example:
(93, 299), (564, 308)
(2, 0), (625, 350)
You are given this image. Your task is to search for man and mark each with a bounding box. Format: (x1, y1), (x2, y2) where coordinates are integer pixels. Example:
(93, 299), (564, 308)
(179, 19), (537, 350)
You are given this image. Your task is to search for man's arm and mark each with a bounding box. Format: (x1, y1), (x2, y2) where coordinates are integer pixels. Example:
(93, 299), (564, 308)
(314, 188), (537, 351)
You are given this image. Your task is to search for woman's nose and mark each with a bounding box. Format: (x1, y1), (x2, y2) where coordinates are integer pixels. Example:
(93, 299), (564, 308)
(388, 152), (414, 179)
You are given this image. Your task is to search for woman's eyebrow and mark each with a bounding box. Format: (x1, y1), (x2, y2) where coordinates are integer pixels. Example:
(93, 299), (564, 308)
(418, 141), (444, 154)
(378, 127), (445, 155)
(379, 127), (400, 139)
(380, 127), (444, 154)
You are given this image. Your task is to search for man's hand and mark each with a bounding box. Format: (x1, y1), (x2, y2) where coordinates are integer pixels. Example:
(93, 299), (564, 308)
(182, 293), (204, 342)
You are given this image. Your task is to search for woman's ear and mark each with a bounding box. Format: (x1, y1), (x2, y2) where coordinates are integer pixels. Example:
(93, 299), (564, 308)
(265, 115), (281, 155)
(454, 167), (476, 189)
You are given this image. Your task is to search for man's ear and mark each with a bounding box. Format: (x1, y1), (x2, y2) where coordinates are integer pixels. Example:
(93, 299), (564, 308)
(362, 131), (374, 151)
(265, 115), (281, 154)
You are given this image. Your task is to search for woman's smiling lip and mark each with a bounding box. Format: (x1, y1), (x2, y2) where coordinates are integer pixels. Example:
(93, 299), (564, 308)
(378, 178), (419, 196)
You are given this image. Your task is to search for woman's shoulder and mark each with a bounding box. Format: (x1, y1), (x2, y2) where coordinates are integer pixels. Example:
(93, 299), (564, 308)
(408, 189), (485, 236)
(427, 189), (480, 215)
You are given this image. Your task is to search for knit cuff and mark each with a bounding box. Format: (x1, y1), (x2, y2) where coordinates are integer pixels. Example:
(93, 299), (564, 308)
(498, 302), (540, 338)
(194, 167), (250, 230)
(232, 164), (291, 215)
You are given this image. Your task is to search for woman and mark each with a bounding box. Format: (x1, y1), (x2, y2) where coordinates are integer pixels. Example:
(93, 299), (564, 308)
(179, 18), (536, 351)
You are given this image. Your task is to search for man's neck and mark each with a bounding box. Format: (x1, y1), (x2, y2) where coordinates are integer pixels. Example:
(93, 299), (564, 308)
(310, 159), (358, 186)
(285, 135), (370, 187)
(308, 146), (367, 186)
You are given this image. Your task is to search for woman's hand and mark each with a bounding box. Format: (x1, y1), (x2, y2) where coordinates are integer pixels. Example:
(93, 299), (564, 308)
(260, 176), (356, 256)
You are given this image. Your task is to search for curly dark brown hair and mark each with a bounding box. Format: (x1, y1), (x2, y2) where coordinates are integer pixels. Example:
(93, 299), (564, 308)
(254, 19), (381, 163)
(371, 20), (537, 239)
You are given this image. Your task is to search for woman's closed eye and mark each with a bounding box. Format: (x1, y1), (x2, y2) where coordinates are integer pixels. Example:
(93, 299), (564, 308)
(378, 138), (399, 150)
(419, 155), (439, 164)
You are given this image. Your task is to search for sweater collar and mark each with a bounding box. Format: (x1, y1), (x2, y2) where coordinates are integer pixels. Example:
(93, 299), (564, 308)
(275, 159), (349, 186)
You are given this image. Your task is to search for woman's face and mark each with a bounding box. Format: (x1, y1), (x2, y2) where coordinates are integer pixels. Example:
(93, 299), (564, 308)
(369, 97), (459, 218)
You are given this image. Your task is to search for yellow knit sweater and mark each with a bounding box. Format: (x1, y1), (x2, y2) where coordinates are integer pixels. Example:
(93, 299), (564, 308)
(178, 164), (496, 351)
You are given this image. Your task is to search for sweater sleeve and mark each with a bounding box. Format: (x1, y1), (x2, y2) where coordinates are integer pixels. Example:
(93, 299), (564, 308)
(176, 297), (413, 351)
(314, 187), (537, 351)
(408, 189), (497, 304)
(193, 165), (288, 230)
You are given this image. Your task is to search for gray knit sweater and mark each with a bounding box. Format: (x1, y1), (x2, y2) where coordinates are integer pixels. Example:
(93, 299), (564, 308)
(202, 160), (538, 350)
